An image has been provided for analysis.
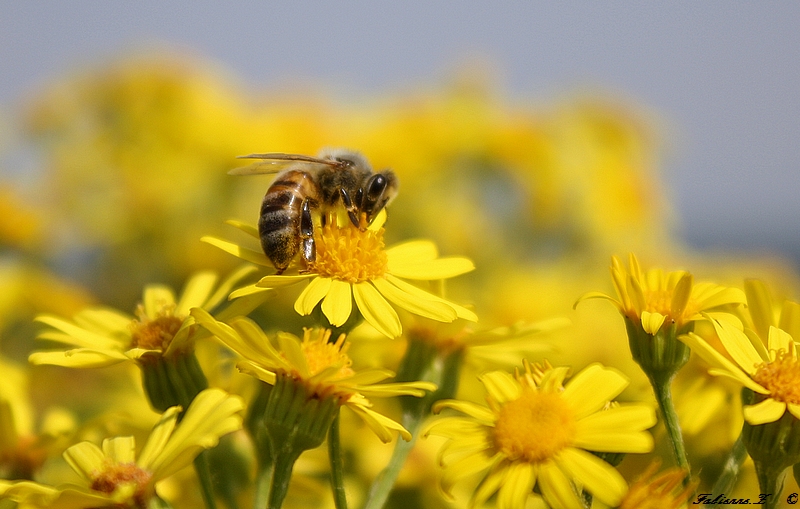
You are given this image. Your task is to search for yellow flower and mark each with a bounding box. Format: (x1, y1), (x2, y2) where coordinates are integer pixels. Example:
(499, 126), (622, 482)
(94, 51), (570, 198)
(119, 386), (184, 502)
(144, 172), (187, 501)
(0, 388), (243, 508)
(29, 267), (260, 367)
(202, 209), (477, 338)
(576, 254), (746, 335)
(425, 362), (656, 509)
(680, 281), (800, 425)
(191, 308), (435, 442)
(618, 460), (695, 509)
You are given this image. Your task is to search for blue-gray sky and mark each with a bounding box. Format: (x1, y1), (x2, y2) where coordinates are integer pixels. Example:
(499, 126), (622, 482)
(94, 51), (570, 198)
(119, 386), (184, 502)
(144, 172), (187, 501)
(2, 2), (799, 264)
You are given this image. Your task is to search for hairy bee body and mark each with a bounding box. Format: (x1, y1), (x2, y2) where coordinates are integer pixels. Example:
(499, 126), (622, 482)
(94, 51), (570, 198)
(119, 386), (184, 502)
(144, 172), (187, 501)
(231, 148), (398, 274)
(258, 169), (319, 271)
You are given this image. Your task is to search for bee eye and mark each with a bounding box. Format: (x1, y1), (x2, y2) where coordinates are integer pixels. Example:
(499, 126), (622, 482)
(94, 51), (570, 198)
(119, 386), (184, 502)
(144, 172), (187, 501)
(366, 175), (387, 201)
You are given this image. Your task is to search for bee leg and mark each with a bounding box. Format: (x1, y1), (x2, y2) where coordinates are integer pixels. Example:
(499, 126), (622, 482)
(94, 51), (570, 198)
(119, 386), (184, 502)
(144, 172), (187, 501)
(300, 198), (316, 268)
(339, 188), (361, 229)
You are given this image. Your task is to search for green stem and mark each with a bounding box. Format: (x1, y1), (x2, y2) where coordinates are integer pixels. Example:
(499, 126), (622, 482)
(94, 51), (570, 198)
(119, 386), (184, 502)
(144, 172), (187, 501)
(267, 447), (303, 509)
(194, 450), (218, 509)
(254, 462), (274, 509)
(753, 460), (785, 509)
(328, 412), (347, 509)
(650, 374), (690, 472)
(363, 418), (422, 509)
(710, 431), (747, 503)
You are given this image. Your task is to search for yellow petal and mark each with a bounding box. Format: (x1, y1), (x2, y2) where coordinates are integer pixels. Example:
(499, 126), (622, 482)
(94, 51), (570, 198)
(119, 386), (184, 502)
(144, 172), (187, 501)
(372, 277), (457, 322)
(294, 277), (332, 316)
(743, 398), (786, 425)
(256, 273), (316, 288)
(175, 271), (218, 315)
(321, 279), (353, 327)
(497, 461), (535, 509)
(143, 285), (176, 319)
(384, 239), (438, 262)
(388, 257), (474, 280)
(138, 406), (181, 470)
(479, 370), (521, 404)
(556, 447), (627, 507)
(640, 311), (666, 335)
(29, 349), (128, 368)
(710, 316), (765, 374)
(63, 442), (105, 481)
(767, 326), (793, 357)
(779, 301), (800, 343)
(352, 282), (401, 338)
(561, 364), (628, 419)
(146, 389), (244, 481)
(35, 315), (124, 350)
(385, 275), (477, 322)
(573, 291), (622, 311)
(204, 265), (258, 310)
(102, 436), (136, 463)
(201, 236), (272, 267)
(347, 403), (410, 442)
(224, 219), (259, 238)
(745, 279), (776, 339)
(670, 273), (693, 317)
(538, 461), (585, 509)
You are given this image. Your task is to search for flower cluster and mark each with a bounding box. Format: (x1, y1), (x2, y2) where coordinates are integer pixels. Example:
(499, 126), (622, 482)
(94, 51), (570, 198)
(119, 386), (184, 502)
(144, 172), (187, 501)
(2, 51), (799, 509)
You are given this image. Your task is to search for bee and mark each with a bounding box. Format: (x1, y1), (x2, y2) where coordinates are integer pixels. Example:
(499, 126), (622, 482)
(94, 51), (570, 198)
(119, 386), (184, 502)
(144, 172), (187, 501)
(229, 148), (398, 274)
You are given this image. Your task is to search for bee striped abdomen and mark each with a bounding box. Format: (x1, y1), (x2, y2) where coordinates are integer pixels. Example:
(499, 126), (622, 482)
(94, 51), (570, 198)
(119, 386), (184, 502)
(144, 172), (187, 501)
(258, 170), (319, 272)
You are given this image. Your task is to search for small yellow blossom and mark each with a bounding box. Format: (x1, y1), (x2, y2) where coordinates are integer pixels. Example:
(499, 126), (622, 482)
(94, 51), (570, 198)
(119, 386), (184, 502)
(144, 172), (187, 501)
(576, 254), (746, 335)
(203, 209), (477, 338)
(191, 308), (436, 442)
(681, 282), (800, 425)
(425, 361), (656, 509)
(29, 267), (260, 367)
(0, 388), (243, 508)
(618, 461), (695, 509)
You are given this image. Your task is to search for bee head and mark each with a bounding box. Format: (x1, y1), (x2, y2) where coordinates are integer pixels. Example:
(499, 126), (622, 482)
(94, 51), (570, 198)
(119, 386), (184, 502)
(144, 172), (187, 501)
(356, 169), (399, 224)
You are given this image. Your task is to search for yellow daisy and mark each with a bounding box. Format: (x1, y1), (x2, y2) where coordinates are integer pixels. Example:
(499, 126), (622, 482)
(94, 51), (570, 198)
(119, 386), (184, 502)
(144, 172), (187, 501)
(425, 361), (656, 509)
(29, 266), (261, 368)
(618, 460), (695, 509)
(202, 209), (477, 338)
(576, 254), (746, 335)
(0, 388), (243, 508)
(680, 283), (800, 426)
(191, 308), (436, 442)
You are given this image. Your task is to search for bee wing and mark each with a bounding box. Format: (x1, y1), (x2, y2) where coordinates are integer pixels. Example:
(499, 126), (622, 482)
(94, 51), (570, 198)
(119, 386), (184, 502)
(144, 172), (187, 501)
(228, 153), (343, 176)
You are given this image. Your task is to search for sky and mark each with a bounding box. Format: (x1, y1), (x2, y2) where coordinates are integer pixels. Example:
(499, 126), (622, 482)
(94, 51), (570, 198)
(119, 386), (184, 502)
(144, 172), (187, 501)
(2, 2), (799, 264)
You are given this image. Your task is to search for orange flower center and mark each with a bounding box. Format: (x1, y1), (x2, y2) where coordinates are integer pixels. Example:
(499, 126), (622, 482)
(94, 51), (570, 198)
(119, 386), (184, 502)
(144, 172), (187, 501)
(130, 305), (184, 352)
(282, 329), (355, 401)
(493, 390), (576, 463)
(753, 351), (800, 405)
(90, 461), (153, 506)
(313, 220), (388, 283)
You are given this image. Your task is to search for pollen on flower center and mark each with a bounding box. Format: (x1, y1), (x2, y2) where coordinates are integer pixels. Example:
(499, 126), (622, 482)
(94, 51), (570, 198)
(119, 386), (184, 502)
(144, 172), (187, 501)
(298, 329), (354, 379)
(90, 461), (152, 503)
(493, 390), (576, 463)
(130, 304), (184, 352)
(313, 221), (388, 283)
(753, 351), (800, 405)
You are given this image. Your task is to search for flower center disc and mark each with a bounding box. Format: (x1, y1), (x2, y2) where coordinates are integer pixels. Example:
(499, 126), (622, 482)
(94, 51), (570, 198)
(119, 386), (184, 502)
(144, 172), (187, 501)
(493, 390), (576, 463)
(130, 309), (184, 352)
(753, 351), (800, 405)
(91, 461), (152, 504)
(313, 223), (388, 283)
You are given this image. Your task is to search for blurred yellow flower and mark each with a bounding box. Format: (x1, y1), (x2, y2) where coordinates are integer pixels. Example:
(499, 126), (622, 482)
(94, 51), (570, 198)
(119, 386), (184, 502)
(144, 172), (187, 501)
(577, 254), (746, 335)
(618, 461), (694, 509)
(191, 308), (435, 443)
(681, 299), (800, 426)
(426, 362), (656, 509)
(0, 388), (243, 508)
(29, 267), (258, 368)
(204, 210), (477, 338)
